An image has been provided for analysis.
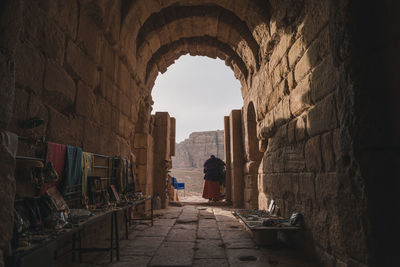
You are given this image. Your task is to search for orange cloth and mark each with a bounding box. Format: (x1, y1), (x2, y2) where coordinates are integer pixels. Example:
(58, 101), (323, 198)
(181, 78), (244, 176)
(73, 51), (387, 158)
(202, 180), (221, 200)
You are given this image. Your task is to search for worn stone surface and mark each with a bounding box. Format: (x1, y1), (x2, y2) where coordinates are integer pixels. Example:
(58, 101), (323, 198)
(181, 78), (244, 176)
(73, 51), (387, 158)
(166, 228), (196, 242)
(193, 259), (229, 267)
(226, 248), (270, 267)
(195, 240), (225, 259)
(149, 241), (195, 266)
(95, 204), (315, 267)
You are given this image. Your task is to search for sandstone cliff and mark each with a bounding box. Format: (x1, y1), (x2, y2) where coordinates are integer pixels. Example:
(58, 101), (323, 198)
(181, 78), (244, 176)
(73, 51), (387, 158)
(172, 130), (224, 168)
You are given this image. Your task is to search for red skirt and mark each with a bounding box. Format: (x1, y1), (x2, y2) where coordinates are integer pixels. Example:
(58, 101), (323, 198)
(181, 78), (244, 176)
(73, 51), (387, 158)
(202, 180), (221, 200)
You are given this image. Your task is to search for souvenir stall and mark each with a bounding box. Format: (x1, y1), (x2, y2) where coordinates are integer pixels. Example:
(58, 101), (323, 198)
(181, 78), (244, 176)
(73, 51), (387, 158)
(7, 133), (153, 267)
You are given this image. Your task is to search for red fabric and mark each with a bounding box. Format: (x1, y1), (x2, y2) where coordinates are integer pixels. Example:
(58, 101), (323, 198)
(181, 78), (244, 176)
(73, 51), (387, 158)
(202, 180), (221, 200)
(40, 142), (66, 195)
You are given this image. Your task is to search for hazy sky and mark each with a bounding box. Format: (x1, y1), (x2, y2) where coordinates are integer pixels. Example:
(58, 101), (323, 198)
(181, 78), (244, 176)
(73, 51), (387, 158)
(152, 55), (243, 143)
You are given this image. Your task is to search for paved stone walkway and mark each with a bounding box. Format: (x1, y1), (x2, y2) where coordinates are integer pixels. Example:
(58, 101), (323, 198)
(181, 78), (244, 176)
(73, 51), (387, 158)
(90, 203), (314, 267)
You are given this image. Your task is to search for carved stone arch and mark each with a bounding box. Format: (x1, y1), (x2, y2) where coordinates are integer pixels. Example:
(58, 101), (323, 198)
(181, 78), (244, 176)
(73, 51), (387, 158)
(144, 36), (249, 88)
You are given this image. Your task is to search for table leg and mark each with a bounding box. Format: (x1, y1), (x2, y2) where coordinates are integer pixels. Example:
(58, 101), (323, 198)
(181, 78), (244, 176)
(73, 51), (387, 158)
(151, 198), (154, 226)
(124, 208), (129, 240)
(78, 231), (82, 263)
(115, 212), (120, 261)
(110, 213), (114, 263)
(72, 233), (76, 262)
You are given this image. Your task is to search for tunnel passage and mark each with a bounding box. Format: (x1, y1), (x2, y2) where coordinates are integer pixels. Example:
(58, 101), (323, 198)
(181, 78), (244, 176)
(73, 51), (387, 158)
(0, 0), (398, 266)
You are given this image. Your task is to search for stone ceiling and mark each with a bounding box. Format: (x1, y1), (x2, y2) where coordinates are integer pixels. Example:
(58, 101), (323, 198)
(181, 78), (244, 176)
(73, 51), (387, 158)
(119, 0), (271, 89)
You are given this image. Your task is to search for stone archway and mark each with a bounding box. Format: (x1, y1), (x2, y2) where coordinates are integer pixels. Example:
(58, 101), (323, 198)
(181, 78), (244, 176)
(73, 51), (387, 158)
(1, 0), (398, 266)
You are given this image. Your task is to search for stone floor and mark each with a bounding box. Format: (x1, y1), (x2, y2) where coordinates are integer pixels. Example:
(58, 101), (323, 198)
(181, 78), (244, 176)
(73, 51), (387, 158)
(86, 202), (315, 267)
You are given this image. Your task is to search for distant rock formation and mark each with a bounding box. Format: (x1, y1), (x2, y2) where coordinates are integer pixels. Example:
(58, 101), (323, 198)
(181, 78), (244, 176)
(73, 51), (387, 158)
(172, 130), (225, 168)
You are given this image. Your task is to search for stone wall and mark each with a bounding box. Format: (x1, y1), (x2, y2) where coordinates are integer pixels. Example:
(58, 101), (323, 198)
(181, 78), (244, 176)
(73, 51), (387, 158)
(8, 0), (149, 158)
(243, 1), (347, 264)
(172, 130), (224, 169)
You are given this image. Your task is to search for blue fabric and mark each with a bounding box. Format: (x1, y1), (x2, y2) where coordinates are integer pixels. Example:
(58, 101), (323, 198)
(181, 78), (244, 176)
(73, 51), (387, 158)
(172, 177), (185, 190)
(64, 145), (82, 186)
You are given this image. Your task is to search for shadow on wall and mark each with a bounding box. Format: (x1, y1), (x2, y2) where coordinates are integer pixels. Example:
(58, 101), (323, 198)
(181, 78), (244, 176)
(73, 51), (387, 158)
(251, 0), (377, 265)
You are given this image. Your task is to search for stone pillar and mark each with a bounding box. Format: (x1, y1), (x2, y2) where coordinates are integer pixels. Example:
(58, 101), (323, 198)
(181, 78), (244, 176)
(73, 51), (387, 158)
(229, 110), (244, 208)
(170, 117), (176, 157)
(224, 116), (232, 201)
(152, 112), (171, 208)
(133, 133), (154, 196)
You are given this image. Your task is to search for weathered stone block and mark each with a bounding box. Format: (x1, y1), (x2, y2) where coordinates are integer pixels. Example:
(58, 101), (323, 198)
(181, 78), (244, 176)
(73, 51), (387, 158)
(294, 52), (311, 84)
(14, 42), (45, 94)
(288, 119), (296, 143)
(82, 120), (102, 153)
(44, 60), (76, 110)
(267, 124), (287, 153)
(134, 133), (149, 149)
(135, 148), (148, 165)
(298, 172), (316, 202)
(302, 0), (330, 45)
(306, 94), (338, 137)
(257, 111), (275, 140)
(288, 37), (305, 68)
(321, 132), (336, 172)
(269, 34), (293, 70)
(315, 172), (338, 205)
(9, 87), (29, 135)
(75, 81), (95, 118)
(120, 92), (131, 117)
(53, 0), (78, 39)
(111, 108), (120, 132)
(295, 115), (307, 141)
(66, 41), (97, 87)
(244, 161), (260, 174)
(244, 174), (257, 189)
(27, 95), (48, 136)
(48, 107), (84, 146)
(100, 74), (113, 100)
(294, 26), (329, 83)
(271, 150), (285, 173)
(258, 138), (268, 152)
(118, 62), (131, 94)
(305, 135), (322, 172)
(332, 128), (340, 162)
(77, 14), (100, 63)
(102, 42), (115, 80)
(286, 71), (295, 91)
(289, 76), (312, 116)
(24, 9), (66, 64)
(274, 97), (291, 128)
(283, 144), (306, 172)
(311, 56), (338, 103)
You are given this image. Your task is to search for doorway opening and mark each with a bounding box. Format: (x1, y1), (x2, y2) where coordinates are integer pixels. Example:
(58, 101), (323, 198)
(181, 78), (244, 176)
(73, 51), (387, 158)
(152, 55), (243, 203)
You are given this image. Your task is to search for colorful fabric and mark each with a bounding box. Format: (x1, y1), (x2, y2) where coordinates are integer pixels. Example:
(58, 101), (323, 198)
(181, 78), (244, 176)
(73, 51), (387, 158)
(202, 180), (221, 200)
(64, 145), (82, 187)
(81, 152), (94, 197)
(41, 142), (66, 195)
